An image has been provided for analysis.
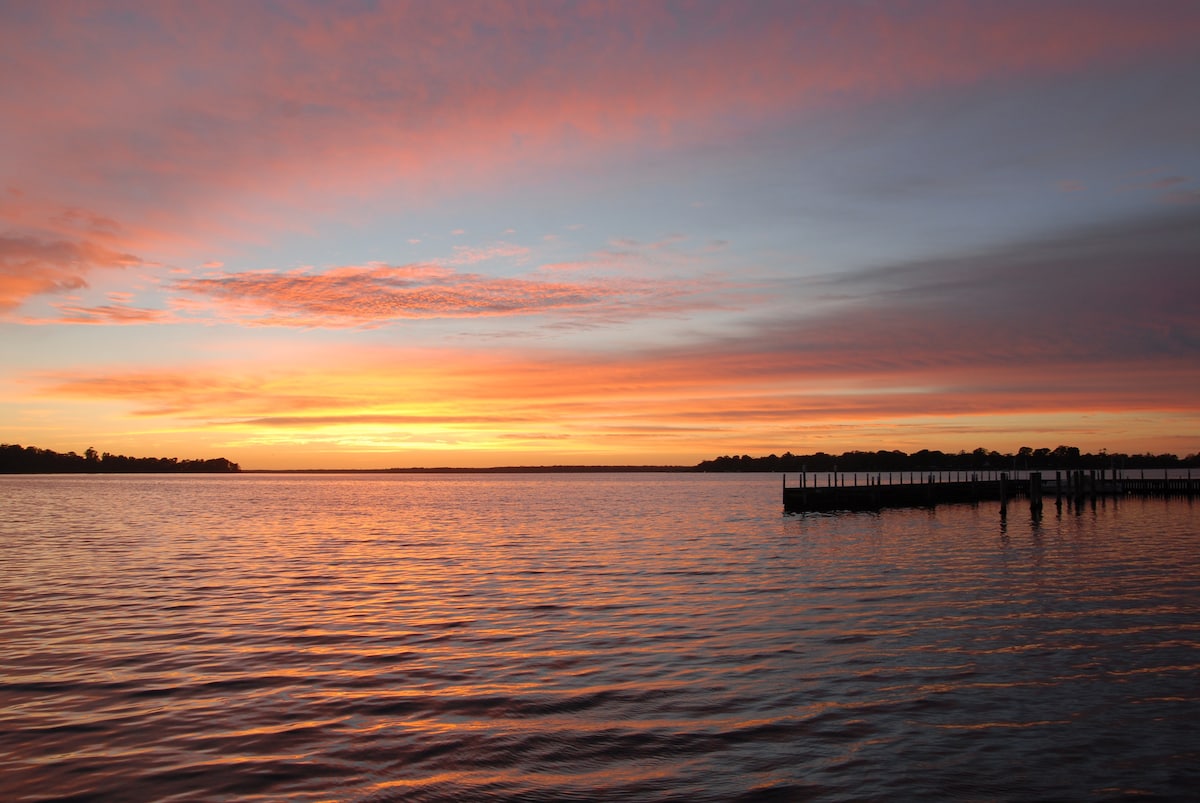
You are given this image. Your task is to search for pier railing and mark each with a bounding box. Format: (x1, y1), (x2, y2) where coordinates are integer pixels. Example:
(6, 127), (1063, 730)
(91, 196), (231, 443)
(783, 468), (1198, 513)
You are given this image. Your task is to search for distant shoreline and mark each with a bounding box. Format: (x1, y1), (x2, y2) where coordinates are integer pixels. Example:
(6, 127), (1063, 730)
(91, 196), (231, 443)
(6, 442), (1197, 475)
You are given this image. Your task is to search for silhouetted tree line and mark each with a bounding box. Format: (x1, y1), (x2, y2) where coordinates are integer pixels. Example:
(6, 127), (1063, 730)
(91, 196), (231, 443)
(696, 446), (1200, 472)
(0, 444), (240, 473)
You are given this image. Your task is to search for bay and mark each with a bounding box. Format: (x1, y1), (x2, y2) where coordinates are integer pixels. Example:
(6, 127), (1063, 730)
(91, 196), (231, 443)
(1, 473), (1197, 801)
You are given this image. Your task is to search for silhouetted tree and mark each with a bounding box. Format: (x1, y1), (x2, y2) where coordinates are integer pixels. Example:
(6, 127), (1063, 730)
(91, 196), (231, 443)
(0, 444), (240, 473)
(695, 445), (1197, 472)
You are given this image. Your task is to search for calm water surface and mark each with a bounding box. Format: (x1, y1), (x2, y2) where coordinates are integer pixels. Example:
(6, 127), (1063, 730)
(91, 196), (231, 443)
(2, 473), (1198, 801)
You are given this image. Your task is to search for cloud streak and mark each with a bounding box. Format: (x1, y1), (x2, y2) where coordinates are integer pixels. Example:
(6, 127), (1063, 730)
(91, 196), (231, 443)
(47, 303), (171, 325)
(173, 263), (732, 327)
(770, 209), (1200, 370)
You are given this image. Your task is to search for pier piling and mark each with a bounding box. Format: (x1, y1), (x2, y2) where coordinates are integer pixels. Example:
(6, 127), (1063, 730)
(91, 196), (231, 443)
(783, 468), (1199, 513)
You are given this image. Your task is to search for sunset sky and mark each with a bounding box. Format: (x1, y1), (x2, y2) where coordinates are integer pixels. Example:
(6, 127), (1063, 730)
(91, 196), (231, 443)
(3, 1), (1199, 469)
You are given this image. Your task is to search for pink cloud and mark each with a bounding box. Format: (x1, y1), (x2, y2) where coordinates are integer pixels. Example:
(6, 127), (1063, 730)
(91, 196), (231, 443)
(3, 2), (1196, 245)
(44, 303), (172, 325)
(172, 262), (732, 327)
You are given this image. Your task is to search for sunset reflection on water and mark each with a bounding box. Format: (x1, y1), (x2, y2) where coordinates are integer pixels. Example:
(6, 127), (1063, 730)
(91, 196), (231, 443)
(2, 475), (1197, 801)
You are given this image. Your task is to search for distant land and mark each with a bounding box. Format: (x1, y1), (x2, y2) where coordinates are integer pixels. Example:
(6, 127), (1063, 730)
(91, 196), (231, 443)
(1, 444), (239, 473)
(3, 443), (1197, 474)
(696, 446), (1200, 472)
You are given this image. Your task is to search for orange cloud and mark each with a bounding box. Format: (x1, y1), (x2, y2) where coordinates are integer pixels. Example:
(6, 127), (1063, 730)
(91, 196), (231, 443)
(0, 189), (171, 312)
(34, 333), (1196, 456)
(0, 233), (143, 312)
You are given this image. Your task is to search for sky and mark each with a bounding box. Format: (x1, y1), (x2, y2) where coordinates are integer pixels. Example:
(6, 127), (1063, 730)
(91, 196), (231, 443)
(2, 0), (1199, 469)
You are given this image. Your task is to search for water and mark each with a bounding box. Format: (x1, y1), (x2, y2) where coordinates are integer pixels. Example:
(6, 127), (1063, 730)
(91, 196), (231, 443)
(2, 473), (1197, 802)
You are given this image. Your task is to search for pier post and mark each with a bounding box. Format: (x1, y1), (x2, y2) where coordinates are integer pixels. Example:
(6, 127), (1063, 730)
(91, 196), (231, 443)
(786, 462), (1191, 513)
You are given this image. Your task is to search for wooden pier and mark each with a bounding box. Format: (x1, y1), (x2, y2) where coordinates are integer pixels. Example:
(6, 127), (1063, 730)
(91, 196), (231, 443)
(783, 469), (1199, 513)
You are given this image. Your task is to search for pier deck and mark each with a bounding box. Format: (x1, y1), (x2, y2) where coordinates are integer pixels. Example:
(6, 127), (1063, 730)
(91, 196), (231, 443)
(783, 470), (1199, 513)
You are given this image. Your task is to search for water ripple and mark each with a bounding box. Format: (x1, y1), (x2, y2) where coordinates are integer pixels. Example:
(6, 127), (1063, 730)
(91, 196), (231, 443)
(1, 475), (1198, 801)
